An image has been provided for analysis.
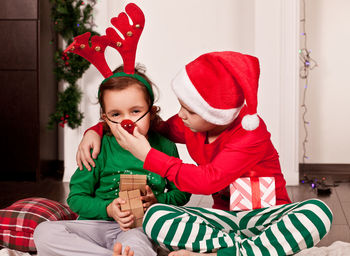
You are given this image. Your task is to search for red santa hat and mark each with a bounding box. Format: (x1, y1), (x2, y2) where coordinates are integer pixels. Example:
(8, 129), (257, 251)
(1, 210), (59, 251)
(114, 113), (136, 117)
(171, 51), (260, 130)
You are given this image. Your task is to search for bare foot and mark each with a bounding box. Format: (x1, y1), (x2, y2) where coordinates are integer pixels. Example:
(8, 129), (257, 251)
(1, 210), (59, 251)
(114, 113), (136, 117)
(113, 242), (134, 256)
(168, 249), (216, 256)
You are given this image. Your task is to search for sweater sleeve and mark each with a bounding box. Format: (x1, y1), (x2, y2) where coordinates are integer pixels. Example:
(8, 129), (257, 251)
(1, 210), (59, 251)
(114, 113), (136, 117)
(67, 161), (112, 220)
(153, 137), (191, 206)
(85, 122), (104, 138)
(156, 179), (191, 206)
(144, 133), (272, 195)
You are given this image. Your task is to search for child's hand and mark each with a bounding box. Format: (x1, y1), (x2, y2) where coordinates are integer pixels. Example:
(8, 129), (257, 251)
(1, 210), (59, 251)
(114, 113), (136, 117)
(111, 125), (151, 162)
(107, 198), (135, 231)
(141, 185), (158, 212)
(76, 130), (101, 171)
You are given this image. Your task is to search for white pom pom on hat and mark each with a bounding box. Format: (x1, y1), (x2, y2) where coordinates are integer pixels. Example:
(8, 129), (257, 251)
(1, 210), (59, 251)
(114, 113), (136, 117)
(242, 114), (260, 131)
(171, 51), (261, 130)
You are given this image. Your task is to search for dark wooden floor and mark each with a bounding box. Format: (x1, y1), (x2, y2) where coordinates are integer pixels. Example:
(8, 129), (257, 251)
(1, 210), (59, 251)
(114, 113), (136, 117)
(286, 179), (350, 247)
(1, 173), (350, 248)
(0, 178), (70, 208)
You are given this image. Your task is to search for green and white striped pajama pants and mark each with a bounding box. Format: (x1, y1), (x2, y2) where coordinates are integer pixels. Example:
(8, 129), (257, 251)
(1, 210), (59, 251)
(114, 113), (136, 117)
(143, 199), (332, 256)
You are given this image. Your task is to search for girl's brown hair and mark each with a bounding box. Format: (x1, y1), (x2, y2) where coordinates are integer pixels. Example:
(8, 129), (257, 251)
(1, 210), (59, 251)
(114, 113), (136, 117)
(99, 64), (162, 134)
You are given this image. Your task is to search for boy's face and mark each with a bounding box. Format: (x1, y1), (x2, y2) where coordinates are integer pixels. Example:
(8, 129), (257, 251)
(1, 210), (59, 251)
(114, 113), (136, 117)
(177, 100), (217, 133)
(102, 84), (151, 136)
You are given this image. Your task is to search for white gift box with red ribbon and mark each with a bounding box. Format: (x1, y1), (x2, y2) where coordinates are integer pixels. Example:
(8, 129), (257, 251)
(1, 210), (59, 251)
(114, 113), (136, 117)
(229, 177), (276, 211)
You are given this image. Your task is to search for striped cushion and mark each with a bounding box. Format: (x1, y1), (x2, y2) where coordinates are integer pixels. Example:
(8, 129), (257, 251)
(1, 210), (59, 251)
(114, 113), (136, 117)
(0, 197), (78, 252)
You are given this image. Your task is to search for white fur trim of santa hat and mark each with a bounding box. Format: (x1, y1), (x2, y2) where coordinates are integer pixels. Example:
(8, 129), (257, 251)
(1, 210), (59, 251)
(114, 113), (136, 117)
(171, 67), (243, 125)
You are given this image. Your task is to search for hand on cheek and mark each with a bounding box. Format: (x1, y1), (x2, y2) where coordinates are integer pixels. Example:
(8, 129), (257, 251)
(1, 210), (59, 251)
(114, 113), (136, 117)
(113, 125), (152, 162)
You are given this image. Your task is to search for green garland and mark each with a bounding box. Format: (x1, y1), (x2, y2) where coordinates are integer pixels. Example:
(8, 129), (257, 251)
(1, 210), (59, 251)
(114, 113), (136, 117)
(48, 0), (99, 129)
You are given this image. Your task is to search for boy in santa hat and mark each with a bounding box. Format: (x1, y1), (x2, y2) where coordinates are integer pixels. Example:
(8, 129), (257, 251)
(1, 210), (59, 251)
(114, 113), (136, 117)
(77, 51), (332, 255)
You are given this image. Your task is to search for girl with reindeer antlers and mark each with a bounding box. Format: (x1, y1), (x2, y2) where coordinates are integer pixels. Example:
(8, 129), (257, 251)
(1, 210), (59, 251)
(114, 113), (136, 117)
(76, 3), (333, 256)
(33, 4), (190, 256)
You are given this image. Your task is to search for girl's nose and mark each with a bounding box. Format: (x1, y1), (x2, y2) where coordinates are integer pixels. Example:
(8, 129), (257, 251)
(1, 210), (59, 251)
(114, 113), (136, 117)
(122, 114), (133, 121)
(121, 119), (135, 134)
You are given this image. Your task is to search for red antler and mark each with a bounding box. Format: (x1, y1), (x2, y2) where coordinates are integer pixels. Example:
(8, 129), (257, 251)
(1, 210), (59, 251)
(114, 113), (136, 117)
(106, 3), (145, 74)
(64, 3), (145, 77)
(65, 33), (112, 78)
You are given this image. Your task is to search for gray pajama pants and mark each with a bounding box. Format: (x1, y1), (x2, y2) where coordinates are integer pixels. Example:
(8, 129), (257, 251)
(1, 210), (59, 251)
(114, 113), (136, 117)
(33, 220), (156, 256)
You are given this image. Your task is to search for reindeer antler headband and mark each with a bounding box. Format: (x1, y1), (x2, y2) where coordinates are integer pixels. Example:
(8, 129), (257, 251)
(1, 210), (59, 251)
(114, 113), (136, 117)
(64, 3), (154, 102)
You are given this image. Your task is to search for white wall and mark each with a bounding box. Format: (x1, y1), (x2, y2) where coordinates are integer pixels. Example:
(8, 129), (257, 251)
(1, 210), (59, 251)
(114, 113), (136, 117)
(255, 0), (300, 185)
(299, 0), (350, 164)
(62, 0), (300, 185)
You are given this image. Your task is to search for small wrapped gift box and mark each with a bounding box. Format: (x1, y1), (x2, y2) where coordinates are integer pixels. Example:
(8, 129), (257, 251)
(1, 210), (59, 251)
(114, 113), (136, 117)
(118, 174), (147, 228)
(229, 177), (276, 211)
(119, 174), (147, 195)
(119, 189), (144, 228)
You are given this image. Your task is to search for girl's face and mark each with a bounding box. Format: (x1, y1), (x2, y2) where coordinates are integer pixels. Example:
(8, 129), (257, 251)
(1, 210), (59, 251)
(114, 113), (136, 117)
(177, 100), (217, 133)
(102, 84), (151, 136)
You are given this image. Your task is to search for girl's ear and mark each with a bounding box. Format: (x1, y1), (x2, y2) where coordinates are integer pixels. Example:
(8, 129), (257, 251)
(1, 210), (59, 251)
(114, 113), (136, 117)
(149, 105), (162, 131)
(101, 113), (107, 121)
(150, 106), (157, 119)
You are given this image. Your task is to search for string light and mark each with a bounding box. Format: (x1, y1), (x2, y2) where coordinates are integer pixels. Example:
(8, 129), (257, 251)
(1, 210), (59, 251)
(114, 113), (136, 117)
(299, 0), (318, 169)
(298, 1), (332, 196)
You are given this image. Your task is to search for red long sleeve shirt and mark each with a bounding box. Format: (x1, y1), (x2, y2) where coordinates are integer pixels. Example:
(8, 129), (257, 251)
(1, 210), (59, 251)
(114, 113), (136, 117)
(90, 107), (291, 210)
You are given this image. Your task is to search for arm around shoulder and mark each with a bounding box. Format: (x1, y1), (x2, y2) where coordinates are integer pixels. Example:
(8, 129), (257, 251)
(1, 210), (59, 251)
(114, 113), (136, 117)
(76, 126), (103, 170)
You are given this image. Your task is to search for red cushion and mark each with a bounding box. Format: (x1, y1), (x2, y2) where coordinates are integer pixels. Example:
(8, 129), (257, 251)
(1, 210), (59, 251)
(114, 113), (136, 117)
(0, 197), (78, 252)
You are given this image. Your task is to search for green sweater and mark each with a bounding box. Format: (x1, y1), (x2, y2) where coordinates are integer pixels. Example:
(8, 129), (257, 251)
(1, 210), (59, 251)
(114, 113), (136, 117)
(67, 131), (191, 220)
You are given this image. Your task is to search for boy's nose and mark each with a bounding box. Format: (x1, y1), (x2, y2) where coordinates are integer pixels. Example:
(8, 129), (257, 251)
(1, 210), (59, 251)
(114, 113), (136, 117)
(178, 108), (186, 120)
